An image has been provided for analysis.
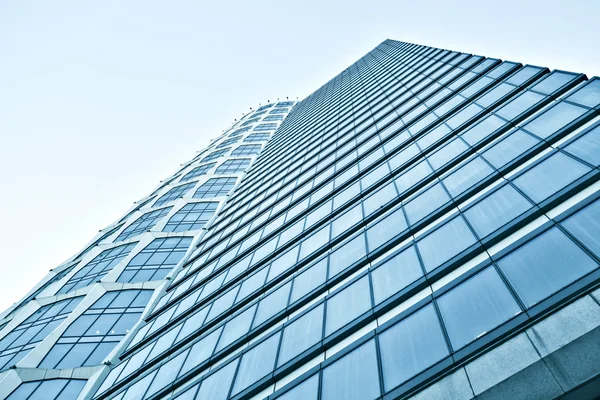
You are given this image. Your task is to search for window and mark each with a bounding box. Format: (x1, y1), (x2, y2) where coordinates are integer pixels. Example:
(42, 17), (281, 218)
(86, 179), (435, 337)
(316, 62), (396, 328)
(404, 183), (450, 225)
(513, 152), (590, 203)
(193, 178), (237, 198)
(6, 379), (86, 400)
(153, 182), (196, 207)
(217, 137), (240, 149)
(0, 297), (83, 372)
(523, 102), (587, 139)
(117, 237), (192, 283)
(215, 159), (251, 174)
(231, 332), (280, 396)
(496, 91), (545, 121)
(417, 216), (477, 272)
(562, 198), (600, 257)
(321, 339), (380, 400)
(180, 162), (216, 182)
(263, 114), (284, 121)
(442, 157), (494, 197)
(270, 108), (289, 114)
(379, 304), (448, 391)
(202, 148), (230, 162)
(230, 126), (251, 136)
(566, 79), (600, 108)
(254, 123), (278, 131)
(244, 133), (271, 142)
(163, 202), (218, 232)
(325, 276), (371, 336)
(464, 184), (532, 238)
(437, 267), (521, 350)
(481, 129), (539, 169)
(115, 207), (172, 241)
(277, 304), (324, 366)
(371, 246), (423, 304)
(497, 227), (597, 307)
(564, 125), (600, 167)
(40, 290), (151, 369)
(241, 117), (260, 126)
(58, 243), (137, 294)
(531, 71), (577, 95)
(232, 144), (262, 156)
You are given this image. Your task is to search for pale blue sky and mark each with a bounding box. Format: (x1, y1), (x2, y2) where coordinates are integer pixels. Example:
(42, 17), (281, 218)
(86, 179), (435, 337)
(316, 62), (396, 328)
(1, 0), (599, 311)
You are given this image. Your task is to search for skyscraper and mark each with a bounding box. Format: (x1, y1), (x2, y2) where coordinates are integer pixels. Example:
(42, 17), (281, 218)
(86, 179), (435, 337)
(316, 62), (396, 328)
(2, 38), (600, 399)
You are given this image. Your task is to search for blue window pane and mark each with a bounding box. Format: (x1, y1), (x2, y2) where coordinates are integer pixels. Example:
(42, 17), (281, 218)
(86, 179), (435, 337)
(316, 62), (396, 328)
(146, 352), (186, 397)
(216, 306), (256, 352)
(566, 79), (600, 108)
(564, 125), (600, 166)
(482, 129), (539, 169)
(195, 359), (238, 400)
(523, 102), (587, 139)
(366, 208), (408, 251)
(562, 199), (600, 257)
(442, 157), (494, 197)
(253, 283), (291, 328)
(326, 276), (371, 336)
(461, 114), (505, 146)
(321, 339), (380, 400)
(405, 183), (450, 225)
(290, 258), (327, 304)
(231, 332), (280, 395)
(498, 227), (597, 307)
(329, 234), (367, 278)
(464, 184), (532, 238)
(56, 380), (86, 399)
(513, 152), (590, 203)
(277, 304), (324, 366)
(371, 246), (423, 304)
(179, 328), (221, 376)
(277, 374), (319, 400)
(379, 304), (449, 391)
(438, 267), (521, 350)
(496, 91), (545, 121)
(417, 216), (477, 272)
(531, 71), (576, 95)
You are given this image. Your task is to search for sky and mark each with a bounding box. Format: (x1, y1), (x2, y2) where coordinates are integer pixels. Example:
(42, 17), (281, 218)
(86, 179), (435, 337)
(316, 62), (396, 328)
(0, 0), (599, 312)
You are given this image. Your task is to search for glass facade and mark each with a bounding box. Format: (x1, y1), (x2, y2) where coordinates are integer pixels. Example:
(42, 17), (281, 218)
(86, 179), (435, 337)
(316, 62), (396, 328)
(0, 96), (293, 398)
(2, 39), (600, 399)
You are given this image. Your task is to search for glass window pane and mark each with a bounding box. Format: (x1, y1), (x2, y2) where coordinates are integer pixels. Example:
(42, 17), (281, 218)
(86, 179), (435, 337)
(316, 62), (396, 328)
(379, 304), (449, 391)
(482, 129), (539, 169)
(405, 183), (450, 225)
(417, 216), (477, 272)
(371, 246), (423, 304)
(564, 125), (600, 166)
(329, 234), (367, 278)
(321, 339), (380, 400)
(513, 152), (590, 203)
(277, 374), (319, 400)
(523, 102), (587, 139)
(290, 258), (327, 304)
(195, 359), (238, 400)
(437, 267), (521, 350)
(366, 208), (408, 251)
(277, 304), (324, 366)
(326, 276), (371, 336)
(442, 157), (493, 197)
(497, 227), (597, 307)
(562, 199), (600, 257)
(566, 80), (600, 108)
(464, 184), (532, 238)
(231, 332), (281, 396)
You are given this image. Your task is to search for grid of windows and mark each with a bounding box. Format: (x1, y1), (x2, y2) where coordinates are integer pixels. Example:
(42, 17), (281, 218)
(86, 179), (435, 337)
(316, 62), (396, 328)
(215, 159), (251, 174)
(163, 203), (219, 232)
(39, 290), (151, 369)
(0, 297), (82, 371)
(58, 243), (137, 294)
(232, 144), (262, 156)
(117, 237), (193, 283)
(193, 178), (237, 198)
(115, 207), (172, 242)
(244, 133), (271, 142)
(93, 40), (600, 400)
(269, 108), (288, 114)
(201, 148), (230, 162)
(217, 137), (240, 149)
(253, 123), (278, 131)
(241, 118), (260, 126)
(153, 183), (196, 207)
(180, 163), (216, 182)
(6, 379), (86, 400)
(263, 114), (284, 121)
(229, 127), (251, 137)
